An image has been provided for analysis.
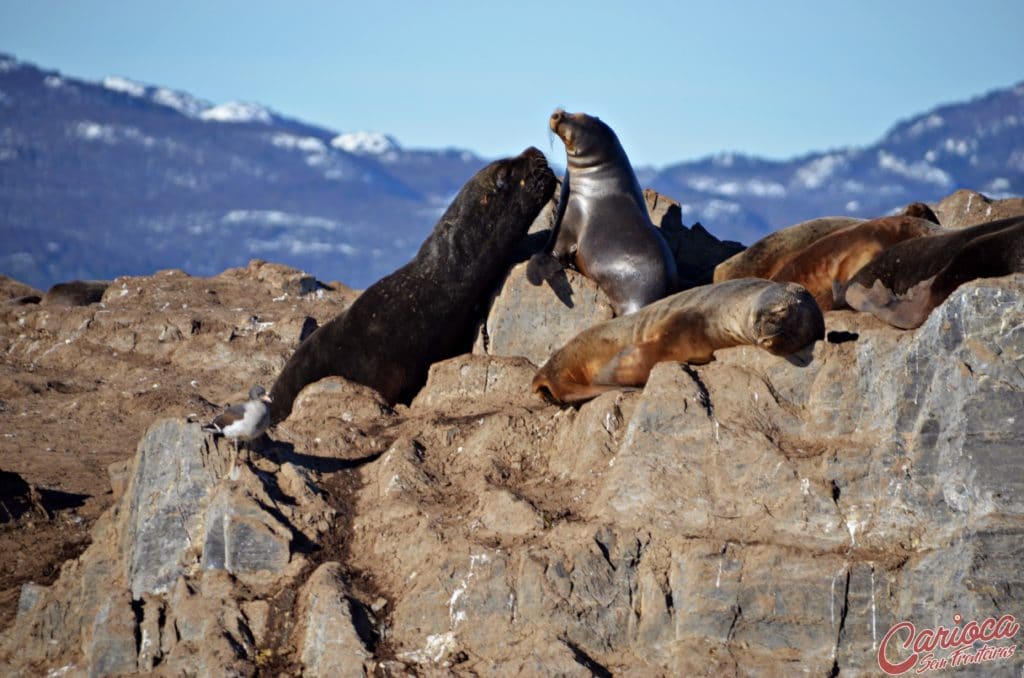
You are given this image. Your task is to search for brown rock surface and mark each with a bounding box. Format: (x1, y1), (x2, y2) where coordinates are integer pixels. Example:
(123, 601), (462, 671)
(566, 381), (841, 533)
(934, 188), (1024, 228)
(0, 260), (356, 629)
(1, 192), (1022, 675)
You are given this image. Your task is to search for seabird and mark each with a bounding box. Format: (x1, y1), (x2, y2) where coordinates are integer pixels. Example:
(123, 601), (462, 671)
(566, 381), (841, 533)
(202, 385), (272, 454)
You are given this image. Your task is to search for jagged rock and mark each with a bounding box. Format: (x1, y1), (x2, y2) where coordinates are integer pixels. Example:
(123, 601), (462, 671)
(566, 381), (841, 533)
(87, 590), (138, 678)
(643, 188), (745, 285)
(158, 571), (256, 676)
(224, 258), (325, 297)
(122, 420), (229, 598)
(295, 562), (371, 677)
(413, 353), (538, 410)
(934, 189), (1024, 228)
(3, 223), (1024, 675)
(0, 274), (41, 302)
(201, 482), (293, 582)
(280, 376), (396, 458)
(473, 263), (614, 365)
(347, 275), (1024, 675)
(474, 488), (544, 537)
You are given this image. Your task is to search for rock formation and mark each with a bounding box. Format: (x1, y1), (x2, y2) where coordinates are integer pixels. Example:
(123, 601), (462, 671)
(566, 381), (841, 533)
(1, 192), (1022, 676)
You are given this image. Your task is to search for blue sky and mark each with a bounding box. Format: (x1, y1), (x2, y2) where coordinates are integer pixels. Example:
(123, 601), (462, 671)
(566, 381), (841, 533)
(2, 0), (1023, 166)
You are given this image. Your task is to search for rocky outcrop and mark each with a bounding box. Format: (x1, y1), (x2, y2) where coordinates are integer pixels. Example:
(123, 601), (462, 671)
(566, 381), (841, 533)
(934, 189), (1024, 228)
(1, 191), (1022, 675)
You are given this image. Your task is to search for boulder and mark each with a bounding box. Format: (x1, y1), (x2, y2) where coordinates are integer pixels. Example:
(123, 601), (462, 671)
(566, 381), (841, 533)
(934, 189), (1024, 228)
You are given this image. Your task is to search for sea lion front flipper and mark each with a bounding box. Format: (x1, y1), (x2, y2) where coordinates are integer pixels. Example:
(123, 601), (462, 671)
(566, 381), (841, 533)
(594, 341), (660, 387)
(527, 169), (571, 286)
(831, 279), (851, 309)
(526, 251), (564, 285)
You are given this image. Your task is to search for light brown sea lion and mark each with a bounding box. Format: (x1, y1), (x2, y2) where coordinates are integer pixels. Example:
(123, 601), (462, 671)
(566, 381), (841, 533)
(269, 147), (557, 423)
(527, 109), (678, 315)
(770, 215), (941, 310)
(840, 216), (1024, 329)
(532, 278), (825, 404)
(713, 216), (864, 283)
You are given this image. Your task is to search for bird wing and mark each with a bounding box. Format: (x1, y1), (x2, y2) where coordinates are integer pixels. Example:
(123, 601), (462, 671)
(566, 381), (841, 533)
(205, 402), (247, 432)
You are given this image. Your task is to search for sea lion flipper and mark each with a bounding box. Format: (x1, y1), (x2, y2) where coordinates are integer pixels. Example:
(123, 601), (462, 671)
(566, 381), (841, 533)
(846, 277), (936, 330)
(526, 251), (564, 285)
(831, 279), (851, 309)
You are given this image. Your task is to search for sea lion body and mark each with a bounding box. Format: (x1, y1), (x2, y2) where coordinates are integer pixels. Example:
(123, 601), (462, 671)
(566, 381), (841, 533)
(42, 280), (109, 307)
(770, 215), (940, 310)
(842, 217), (1024, 329)
(532, 110), (677, 316)
(714, 216), (864, 283)
(532, 278), (824, 403)
(269, 147), (557, 422)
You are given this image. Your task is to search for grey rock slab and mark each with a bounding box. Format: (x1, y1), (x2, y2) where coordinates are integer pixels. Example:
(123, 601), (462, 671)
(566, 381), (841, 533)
(473, 262), (613, 366)
(123, 419), (229, 598)
(296, 562), (370, 678)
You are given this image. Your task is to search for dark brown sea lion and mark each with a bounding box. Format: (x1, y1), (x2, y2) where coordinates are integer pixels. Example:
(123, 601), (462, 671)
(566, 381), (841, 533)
(527, 109), (678, 316)
(838, 216), (1024, 329)
(900, 201), (940, 224)
(770, 215), (940, 310)
(532, 278), (824, 404)
(269, 147), (557, 423)
(713, 216), (864, 283)
(42, 280), (109, 307)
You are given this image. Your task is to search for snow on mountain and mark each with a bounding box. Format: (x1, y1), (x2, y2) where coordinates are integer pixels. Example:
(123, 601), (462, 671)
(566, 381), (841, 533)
(331, 131), (400, 155)
(200, 101), (273, 124)
(151, 88), (209, 118)
(102, 75), (147, 97)
(0, 51), (1019, 289)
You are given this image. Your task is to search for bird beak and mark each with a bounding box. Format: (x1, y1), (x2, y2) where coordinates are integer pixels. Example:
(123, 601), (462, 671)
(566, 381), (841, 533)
(261, 394), (273, 404)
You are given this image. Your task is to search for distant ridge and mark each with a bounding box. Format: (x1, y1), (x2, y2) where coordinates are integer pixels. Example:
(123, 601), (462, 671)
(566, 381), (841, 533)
(0, 52), (1021, 289)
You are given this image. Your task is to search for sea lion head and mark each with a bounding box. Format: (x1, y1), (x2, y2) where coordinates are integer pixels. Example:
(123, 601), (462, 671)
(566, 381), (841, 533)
(749, 282), (825, 355)
(549, 109), (622, 166)
(470, 146), (557, 223)
(900, 201), (939, 224)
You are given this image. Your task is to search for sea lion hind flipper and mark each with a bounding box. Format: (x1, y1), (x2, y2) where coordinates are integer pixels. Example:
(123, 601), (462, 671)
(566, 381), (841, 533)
(847, 276), (936, 330)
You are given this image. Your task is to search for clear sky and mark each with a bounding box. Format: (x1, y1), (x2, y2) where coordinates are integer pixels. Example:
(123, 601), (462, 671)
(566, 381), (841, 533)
(2, 0), (1023, 167)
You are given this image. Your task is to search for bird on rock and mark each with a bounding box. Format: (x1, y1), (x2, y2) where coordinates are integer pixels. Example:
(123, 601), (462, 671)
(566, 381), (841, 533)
(202, 385), (272, 457)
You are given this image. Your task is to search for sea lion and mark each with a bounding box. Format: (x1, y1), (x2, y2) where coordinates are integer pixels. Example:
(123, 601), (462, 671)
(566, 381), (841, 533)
(532, 278), (824, 404)
(713, 216), (864, 283)
(269, 147), (557, 423)
(899, 201), (940, 224)
(527, 109), (678, 316)
(770, 215), (941, 310)
(840, 216), (1024, 329)
(42, 280), (109, 307)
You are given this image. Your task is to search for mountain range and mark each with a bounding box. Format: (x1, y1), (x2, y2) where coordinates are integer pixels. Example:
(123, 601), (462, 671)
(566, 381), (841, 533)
(1, 53), (1022, 290)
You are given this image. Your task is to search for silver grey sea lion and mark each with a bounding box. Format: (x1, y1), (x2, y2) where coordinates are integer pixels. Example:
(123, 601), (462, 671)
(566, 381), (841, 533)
(269, 147), (557, 423)
(532, 278), (824, 404)
(527, 109), (678, 316)
(840, 216), (1024, 329)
